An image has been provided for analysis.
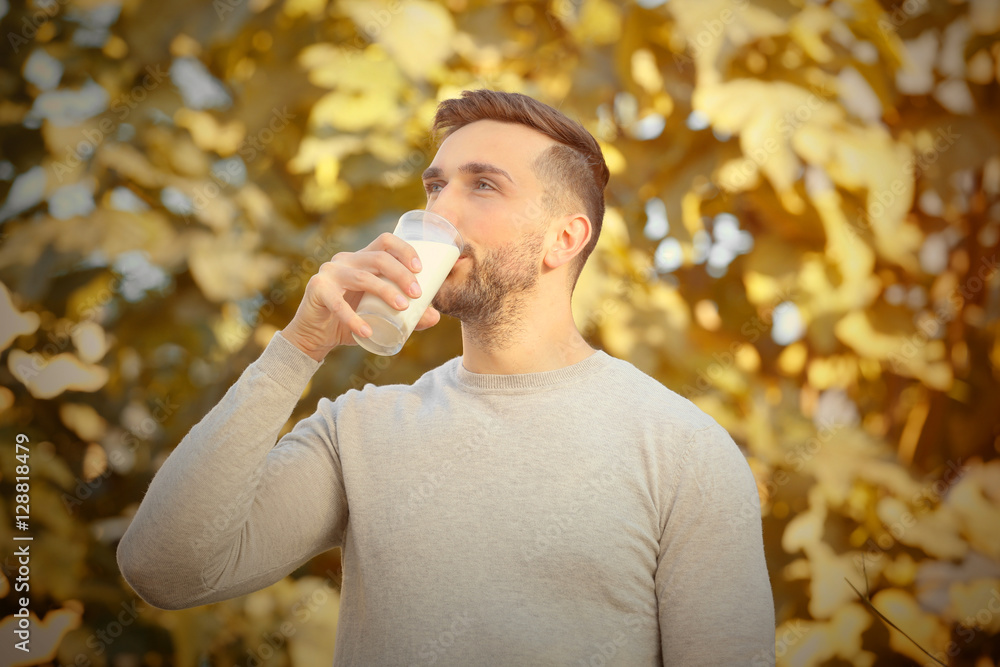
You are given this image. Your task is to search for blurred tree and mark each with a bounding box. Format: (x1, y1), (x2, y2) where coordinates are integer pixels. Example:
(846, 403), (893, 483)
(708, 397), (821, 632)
(0, 0), (998, 665)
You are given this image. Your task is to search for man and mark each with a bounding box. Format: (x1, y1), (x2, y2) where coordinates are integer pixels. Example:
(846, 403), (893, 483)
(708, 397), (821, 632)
(117, 89), (776, 665)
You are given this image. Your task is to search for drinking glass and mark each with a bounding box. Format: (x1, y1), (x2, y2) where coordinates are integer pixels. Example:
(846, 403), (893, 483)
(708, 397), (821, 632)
(351, 210), (464, 356)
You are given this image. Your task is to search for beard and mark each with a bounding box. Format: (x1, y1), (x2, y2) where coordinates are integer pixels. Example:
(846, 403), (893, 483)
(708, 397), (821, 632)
(432, 228), (545, 351)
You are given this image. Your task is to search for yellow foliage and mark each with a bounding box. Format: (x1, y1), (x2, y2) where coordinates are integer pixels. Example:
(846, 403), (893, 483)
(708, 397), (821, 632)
(1, 0), (997, 664)
(188, 232), (286, 303)
(0, 281), (40, 352)
(59, 402), (109, 441)
(776, 604), (874, 667)
(870, 588), (951, 663)
(8, 350), (109, 399)
(0, 608), (82, 667)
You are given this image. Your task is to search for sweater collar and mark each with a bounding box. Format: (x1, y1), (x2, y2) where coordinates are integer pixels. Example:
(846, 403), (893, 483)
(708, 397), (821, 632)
(452, 349), (611, 392)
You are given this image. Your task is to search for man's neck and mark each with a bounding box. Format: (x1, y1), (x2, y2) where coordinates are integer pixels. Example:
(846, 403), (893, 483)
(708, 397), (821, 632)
(459, 308), (596, 375)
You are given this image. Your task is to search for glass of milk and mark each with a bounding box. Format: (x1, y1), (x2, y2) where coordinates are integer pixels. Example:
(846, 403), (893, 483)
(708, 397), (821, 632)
(351, 210), (463, 355)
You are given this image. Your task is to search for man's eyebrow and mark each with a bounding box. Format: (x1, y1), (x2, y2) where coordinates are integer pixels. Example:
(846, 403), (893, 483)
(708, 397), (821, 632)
(421, 162), (515, 184)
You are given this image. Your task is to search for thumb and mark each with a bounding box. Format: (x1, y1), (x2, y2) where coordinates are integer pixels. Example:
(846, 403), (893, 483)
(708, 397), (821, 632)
(415, 305), (441, 331)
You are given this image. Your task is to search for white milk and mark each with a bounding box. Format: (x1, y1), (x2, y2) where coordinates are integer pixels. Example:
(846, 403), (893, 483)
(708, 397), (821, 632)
(354, 239), (461, 353)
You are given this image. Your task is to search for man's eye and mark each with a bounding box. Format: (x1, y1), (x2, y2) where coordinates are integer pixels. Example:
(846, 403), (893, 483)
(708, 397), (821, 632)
(476, 180), (495, 190)
(425, 183), (442, 194)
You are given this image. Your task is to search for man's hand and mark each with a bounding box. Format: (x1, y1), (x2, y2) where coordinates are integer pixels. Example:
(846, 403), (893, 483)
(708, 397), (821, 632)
(280, 233), (443, 361)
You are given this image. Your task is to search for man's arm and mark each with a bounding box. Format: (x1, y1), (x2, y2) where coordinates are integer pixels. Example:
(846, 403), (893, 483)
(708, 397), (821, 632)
(116, 232), (438, 609)
(655, 423), (776, 665)
(116, 332), (347, 609)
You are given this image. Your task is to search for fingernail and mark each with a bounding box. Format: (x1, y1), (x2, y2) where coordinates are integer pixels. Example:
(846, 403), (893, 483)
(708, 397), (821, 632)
(412, 257), (422, 271)
(410, 282), (421, 297)
(360, 324), (372, 337)
(395, 294), (409, 309)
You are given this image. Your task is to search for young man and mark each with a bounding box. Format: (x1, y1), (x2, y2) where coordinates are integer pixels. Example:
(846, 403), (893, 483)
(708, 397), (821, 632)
(117, 90), (776, 665)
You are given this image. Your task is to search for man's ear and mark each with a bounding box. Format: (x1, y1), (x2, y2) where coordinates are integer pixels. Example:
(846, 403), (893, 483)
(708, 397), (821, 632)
(543, 214), (591, 270)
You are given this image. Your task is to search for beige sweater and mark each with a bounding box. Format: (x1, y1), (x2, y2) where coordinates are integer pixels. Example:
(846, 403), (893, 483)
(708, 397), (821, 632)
(117, 331), (776, 665)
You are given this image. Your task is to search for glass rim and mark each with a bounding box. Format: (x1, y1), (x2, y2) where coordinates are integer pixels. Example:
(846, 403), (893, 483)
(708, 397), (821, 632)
(396, 209), (464, 253)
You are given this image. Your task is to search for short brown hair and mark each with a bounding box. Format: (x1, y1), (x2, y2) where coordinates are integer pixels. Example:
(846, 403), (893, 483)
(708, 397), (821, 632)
(431, 90), (610, 290)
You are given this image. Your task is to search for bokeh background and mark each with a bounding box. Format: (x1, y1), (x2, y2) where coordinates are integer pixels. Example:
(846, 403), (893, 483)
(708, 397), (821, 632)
(1, 0), (999, 664)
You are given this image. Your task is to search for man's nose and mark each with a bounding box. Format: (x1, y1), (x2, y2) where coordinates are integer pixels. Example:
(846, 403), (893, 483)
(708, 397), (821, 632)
(426, 185), (460, 227)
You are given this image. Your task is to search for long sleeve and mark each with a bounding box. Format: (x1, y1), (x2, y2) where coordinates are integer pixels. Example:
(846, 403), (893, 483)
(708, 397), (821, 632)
(116, 331), (349, 610)
(655, 423), (776, 665)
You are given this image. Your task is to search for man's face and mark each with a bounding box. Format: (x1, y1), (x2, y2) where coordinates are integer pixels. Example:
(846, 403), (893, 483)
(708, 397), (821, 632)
(422, 119), (558, 327)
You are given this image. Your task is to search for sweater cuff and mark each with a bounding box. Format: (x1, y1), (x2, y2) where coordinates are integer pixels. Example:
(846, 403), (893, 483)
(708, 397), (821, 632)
(253, 330), (323, 395)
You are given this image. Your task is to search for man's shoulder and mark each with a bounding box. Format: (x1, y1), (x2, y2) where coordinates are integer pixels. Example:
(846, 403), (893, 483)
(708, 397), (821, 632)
(597, 351), (718, 431)
(327, 355), (461, 409)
